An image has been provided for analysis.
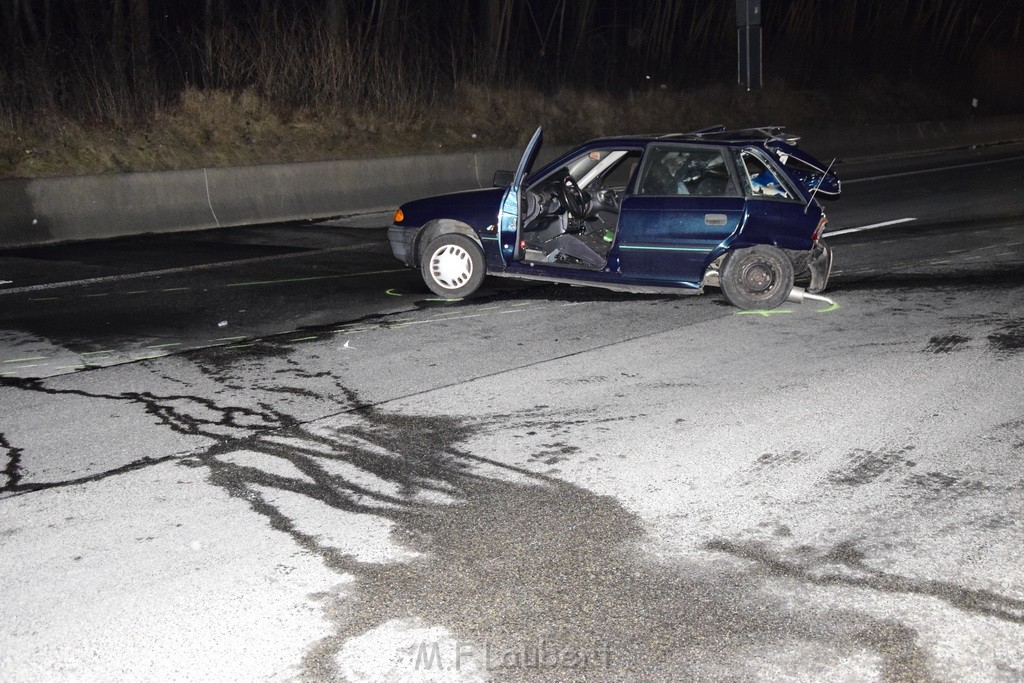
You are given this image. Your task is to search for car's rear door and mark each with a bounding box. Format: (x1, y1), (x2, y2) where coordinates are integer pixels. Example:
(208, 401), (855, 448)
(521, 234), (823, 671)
(616, 143), (745, 284)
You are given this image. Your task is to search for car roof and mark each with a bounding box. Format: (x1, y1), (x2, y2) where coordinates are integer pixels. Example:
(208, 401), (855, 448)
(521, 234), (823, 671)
(586, 125), (800, 149)
(528, 125), (820, 182)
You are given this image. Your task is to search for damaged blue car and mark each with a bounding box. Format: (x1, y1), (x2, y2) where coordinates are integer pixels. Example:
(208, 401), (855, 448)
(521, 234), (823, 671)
(388, 126), (839, 310)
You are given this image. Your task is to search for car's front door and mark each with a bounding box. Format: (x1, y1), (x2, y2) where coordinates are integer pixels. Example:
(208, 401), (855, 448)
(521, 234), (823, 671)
(616, 144), (745, 284)
(497, 126), (543, 265)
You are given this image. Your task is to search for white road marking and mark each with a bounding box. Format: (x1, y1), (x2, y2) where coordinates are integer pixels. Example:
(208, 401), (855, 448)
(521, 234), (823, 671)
(844, 154), (1024, 184)
(825, 217), (917, 237)
(0, 243), (379, 296)
(202, 168), (221, 227)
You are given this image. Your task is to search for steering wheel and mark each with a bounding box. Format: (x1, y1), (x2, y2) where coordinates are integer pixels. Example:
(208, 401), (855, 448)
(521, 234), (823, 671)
(560, 175), (589, 219)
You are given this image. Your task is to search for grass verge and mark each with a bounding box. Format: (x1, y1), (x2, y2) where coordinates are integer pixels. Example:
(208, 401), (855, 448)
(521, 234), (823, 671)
(1, 78), (965, 179)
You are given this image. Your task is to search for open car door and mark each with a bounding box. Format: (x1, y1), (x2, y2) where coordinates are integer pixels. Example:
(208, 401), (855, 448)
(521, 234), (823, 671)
(497, 126), (543, 265)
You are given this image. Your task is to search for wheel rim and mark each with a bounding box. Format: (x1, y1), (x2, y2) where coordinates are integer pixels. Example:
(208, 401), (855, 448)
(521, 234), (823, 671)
(429, 244), (473, 289)
(741, 260), (775, 294)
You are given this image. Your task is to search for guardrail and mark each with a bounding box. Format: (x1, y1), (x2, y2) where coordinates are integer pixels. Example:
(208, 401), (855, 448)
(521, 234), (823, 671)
(1, 115), (1022, 249)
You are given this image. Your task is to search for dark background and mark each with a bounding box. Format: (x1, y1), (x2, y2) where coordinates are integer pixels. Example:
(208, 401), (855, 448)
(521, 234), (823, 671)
(2, 0), (1022, 122)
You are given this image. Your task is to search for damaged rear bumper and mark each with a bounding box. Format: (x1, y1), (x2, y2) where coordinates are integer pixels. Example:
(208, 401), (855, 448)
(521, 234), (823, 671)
(806, 240), (832, 294)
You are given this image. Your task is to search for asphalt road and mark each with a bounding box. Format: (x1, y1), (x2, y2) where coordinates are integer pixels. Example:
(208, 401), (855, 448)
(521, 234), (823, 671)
(1, 143), (1023, 681)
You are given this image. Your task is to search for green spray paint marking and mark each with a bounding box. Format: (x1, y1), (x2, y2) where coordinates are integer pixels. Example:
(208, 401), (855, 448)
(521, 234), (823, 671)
(385, 288), (402, 297)
(3, 356), (47, 364)
(817, 302), (840, 313)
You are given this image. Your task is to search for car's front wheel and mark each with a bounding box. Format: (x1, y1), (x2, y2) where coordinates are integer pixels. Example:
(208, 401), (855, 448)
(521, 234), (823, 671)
(420, 233), (486, 298)
(720, 245), (794, 310)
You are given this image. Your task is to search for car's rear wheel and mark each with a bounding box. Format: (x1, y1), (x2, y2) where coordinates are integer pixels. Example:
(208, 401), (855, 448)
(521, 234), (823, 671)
(420, 233), (485, 298)
(720, 245), (794, 310)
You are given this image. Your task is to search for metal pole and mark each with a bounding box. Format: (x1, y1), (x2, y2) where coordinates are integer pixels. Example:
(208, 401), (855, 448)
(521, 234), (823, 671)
(736, 0), (762, 91)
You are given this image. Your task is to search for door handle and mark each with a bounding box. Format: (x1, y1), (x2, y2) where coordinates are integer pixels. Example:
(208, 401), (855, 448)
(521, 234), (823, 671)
(704, 214), (728, 226)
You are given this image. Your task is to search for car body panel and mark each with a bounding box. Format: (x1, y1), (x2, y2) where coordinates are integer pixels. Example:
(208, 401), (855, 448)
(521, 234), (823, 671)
(393, 187), (505, 266)
(738, 199), (821, 251)
(398, 187), (505, 229)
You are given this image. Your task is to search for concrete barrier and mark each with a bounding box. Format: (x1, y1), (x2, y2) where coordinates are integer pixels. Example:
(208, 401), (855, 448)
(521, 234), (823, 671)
(1, 115), (1021, 248)
(0, 148), (532, 249)
(800, 115), (1024, 159)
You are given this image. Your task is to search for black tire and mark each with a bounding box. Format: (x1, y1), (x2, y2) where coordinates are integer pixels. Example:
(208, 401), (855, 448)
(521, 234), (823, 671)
(419, 233), (486, 298)
(720, 245), (795, 310)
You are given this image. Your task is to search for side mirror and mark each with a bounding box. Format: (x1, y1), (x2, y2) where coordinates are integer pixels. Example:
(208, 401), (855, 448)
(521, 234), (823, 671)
(492, 170), (514, 188)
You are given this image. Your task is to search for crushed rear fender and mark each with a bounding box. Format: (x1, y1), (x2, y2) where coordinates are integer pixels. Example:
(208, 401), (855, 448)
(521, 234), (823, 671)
(807, 241), (832, 294)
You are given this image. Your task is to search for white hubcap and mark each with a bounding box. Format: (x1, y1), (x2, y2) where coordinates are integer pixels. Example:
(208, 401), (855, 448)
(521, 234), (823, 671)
(429, 244), (473, 289)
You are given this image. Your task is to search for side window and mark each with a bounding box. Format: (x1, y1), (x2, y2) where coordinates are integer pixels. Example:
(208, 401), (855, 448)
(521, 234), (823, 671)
(595, 151), (642, 191)
(739, 151), (793, 199)
(638, 146), (738, 197)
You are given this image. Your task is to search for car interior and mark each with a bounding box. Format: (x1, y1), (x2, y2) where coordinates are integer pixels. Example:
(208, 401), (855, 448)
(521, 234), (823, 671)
(737, 150), (793, 198)
(519, 148), (643, 270)
(635, 146), (739, 198)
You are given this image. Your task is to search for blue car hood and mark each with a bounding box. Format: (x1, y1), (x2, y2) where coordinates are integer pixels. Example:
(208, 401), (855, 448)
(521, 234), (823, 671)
(399, 187), (505, 226)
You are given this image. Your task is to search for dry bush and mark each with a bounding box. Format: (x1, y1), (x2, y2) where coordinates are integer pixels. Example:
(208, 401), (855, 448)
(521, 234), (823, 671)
(1, 77), (966, 179)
